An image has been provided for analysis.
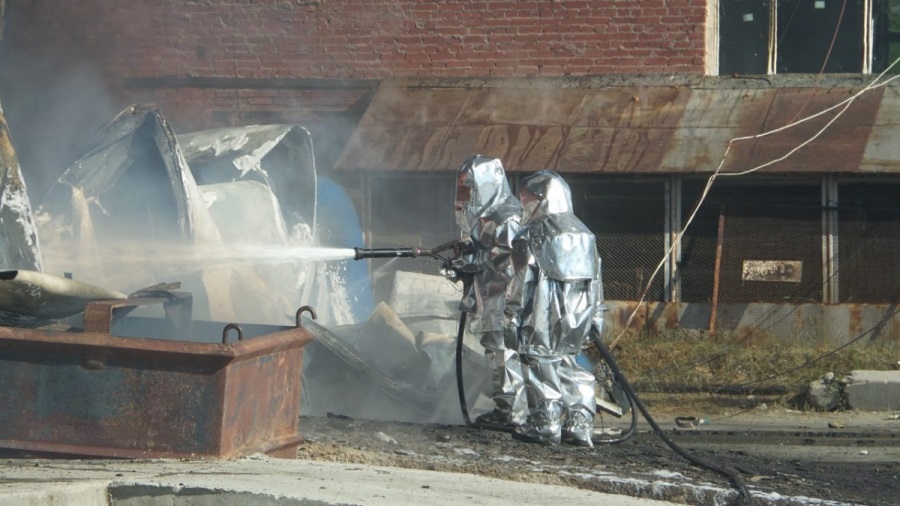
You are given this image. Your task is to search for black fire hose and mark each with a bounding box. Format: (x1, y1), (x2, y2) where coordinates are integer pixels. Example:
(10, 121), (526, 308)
(356, 244), (751, 502)
(455, 311), (517, 433)
(590, 332), (754, 506)
(455, 311), (474, 426)
(453, 314), (752, 504)
(449, 270), (514, 433)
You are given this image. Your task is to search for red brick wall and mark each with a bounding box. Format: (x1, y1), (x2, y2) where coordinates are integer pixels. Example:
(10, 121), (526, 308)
(7, 0), (707, 81)
(1, 0), (707, 190)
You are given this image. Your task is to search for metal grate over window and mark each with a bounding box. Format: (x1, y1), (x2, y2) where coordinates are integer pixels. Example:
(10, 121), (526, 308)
(363, 174), (900, 306)
(837, 182), (900, 302)
(568, 177), (666, 302)
(680, 179), (822, 304)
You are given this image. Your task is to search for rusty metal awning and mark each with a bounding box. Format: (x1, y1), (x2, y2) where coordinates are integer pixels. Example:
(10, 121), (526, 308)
(334, 75), (900, 174)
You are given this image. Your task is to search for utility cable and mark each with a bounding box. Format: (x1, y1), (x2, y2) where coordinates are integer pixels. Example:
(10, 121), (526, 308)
(609, 54), (900, 350)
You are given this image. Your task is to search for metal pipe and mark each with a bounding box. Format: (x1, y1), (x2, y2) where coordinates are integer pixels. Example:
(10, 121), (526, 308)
(353, 240), (473, 262)
(353, 247), (425, 260)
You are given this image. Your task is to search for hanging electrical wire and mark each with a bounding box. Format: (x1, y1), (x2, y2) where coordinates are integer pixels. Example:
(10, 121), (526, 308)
(609, 53), (900, 350)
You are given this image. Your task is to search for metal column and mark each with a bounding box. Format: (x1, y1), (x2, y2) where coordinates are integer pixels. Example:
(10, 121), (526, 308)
(664, 175), (682, 302)
(822, 175), (839, 303)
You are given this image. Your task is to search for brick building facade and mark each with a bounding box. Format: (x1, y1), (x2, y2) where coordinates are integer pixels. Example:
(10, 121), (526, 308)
(1, 0), (708, 187)
(4, 1), (900, 341)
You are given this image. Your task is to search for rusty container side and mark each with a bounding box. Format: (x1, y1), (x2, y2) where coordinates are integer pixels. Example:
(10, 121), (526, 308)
(0, 323), (312, 459)
(219, 328), (308, 458)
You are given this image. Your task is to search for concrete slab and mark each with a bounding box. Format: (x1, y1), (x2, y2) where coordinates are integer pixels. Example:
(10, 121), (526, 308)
(0, 481), (109, 506)
(0, 457), (684, 506)
(374, 270), (460, 320)
(843, 370), (900, 411)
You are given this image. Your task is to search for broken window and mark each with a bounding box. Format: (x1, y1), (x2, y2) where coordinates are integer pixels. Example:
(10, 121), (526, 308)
(719, 0), (897, 75)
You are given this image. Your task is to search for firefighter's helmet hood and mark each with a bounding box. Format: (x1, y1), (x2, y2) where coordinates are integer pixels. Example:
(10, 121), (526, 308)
(519, 170), (573, 225)
(455, 155), (516, 232)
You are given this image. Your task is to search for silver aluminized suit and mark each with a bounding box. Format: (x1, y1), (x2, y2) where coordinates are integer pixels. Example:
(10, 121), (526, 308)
(454, 155), (528, 425)
(506, 170), (604, 446)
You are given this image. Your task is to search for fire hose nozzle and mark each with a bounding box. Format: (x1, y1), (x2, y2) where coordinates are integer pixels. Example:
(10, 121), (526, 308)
(353, 247), (425, 261)
(353, 240), (474, 262)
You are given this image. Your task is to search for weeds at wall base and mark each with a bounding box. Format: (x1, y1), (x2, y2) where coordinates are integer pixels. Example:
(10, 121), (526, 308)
(589, 329), (898, 413)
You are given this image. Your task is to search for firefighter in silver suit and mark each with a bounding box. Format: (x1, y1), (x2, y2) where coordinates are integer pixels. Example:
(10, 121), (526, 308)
(453, 155), (528, 426)
(506, 170), (604, 447)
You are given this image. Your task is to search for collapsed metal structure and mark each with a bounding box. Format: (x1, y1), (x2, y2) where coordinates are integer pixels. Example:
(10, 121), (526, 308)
(0, 101), (484, 458)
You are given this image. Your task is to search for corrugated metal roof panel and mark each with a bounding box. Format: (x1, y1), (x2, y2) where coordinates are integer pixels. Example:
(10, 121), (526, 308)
(737, 88), (882, 173)
(860, 85), (900, 173)
(343, 87), (470, 170)
(335, 78), (893, 174)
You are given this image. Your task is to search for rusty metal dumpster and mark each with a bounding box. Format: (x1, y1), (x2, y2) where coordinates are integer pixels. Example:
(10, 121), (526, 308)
(0, 297), (314, 459)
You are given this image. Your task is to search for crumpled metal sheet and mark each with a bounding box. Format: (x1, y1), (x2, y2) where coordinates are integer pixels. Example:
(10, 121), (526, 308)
(0, 100), (42, 272)
(0, 269), (125, 327)
(43, 104), (203, 241)
(178, 124), (317, 235)
(34, 104), (321, 325)
(300, 315), (489, 424)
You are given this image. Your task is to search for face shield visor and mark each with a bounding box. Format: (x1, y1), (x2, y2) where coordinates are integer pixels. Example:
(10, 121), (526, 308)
(455, 170), (476, 231)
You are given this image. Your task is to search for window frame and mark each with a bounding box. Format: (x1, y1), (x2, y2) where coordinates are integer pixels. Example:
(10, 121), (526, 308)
(712, 0), (898, 75)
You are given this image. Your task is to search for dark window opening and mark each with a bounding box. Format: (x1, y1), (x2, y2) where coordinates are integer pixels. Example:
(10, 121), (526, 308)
(720, 0), (771, 75)
(777, 0), (865, 73)
(721, 0), (873, 75)
(873, 0), (900, 73)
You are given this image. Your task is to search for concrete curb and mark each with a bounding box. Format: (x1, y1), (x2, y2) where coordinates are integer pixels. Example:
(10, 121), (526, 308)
(1, 481), (111, 505)
(1, 457), (683, 506)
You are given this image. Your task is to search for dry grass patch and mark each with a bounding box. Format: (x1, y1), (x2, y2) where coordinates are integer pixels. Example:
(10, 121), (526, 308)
(587, 329), (898, 413)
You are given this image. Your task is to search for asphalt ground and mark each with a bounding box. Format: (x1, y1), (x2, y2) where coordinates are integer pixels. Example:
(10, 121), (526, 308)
(1, 407), (896, 505)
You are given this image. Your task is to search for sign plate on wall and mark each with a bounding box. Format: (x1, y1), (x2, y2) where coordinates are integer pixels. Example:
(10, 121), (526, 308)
(741, 260), (803, 282)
